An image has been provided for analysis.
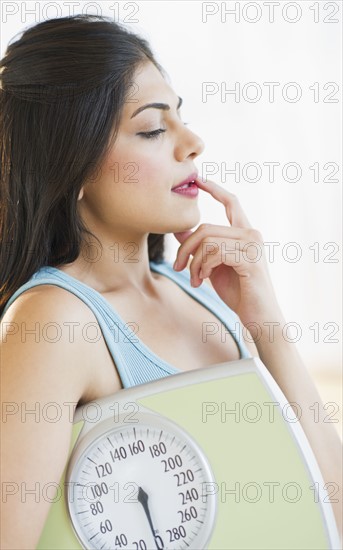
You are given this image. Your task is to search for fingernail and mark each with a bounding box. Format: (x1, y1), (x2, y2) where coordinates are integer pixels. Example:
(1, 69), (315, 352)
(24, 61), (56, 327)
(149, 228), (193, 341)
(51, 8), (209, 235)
(173, 259), (179, 270)
(199, 269), (203, 278)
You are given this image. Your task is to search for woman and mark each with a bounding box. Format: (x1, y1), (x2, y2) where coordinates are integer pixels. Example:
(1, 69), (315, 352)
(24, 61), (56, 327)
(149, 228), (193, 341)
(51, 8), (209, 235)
(0, 14), (341, 548)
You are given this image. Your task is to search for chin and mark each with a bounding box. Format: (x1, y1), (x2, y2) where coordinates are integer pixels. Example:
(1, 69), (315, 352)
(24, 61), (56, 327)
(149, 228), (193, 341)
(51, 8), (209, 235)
(171, 211), (200, 230)
(152, 206), (200, 234)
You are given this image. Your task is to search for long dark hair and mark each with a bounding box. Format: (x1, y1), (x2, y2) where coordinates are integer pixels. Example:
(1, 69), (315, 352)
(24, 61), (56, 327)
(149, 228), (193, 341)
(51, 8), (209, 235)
(0, 14), (166, 316)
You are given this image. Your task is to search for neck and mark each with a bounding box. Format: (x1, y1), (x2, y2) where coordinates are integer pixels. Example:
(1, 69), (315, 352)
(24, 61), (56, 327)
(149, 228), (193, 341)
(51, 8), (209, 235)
(60, 231), (163, 296)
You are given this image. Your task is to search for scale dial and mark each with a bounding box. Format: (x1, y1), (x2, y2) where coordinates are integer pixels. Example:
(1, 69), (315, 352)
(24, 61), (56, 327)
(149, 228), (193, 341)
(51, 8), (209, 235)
(66, 413), (217, 549)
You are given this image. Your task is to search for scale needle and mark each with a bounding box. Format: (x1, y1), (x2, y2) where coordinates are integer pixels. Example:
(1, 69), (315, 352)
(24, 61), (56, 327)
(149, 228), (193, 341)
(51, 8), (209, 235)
(137, 486), (160, 550)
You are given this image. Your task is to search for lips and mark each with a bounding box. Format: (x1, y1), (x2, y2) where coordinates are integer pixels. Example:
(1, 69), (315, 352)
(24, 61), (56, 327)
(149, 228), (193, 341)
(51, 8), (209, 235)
(172, 172), (199, 191)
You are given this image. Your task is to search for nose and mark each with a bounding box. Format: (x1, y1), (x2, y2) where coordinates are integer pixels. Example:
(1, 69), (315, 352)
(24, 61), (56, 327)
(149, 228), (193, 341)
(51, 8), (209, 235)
(174, 125), (205, 162)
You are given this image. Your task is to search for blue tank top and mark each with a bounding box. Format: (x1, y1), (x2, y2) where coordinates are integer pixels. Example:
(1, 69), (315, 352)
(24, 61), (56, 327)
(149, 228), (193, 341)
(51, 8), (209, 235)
(0, 259), (251, 388)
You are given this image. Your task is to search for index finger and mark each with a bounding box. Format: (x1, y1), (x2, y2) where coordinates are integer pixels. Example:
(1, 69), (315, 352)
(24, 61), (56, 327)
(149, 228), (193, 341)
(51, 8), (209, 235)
(196, 177), (253, 229)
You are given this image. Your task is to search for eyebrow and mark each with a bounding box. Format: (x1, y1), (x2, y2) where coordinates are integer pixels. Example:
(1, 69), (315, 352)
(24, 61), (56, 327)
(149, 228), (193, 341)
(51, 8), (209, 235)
(130, 96), (183, 119)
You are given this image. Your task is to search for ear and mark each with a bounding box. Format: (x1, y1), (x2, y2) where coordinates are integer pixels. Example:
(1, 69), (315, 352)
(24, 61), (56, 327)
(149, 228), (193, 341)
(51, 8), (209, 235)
(77, 188), (84, 201)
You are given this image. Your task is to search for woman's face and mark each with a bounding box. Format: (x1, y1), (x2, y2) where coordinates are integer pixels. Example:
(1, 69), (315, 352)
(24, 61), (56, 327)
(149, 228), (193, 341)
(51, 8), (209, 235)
(79, 61), (205, 239)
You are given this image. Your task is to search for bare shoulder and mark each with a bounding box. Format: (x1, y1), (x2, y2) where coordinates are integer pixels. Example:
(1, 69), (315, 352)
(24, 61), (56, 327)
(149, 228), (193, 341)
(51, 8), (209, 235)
(2, 282), (98, 328)
(3, 283), (95, 319)
(2, 283), (124, 401)
(1, 283), (98, 401)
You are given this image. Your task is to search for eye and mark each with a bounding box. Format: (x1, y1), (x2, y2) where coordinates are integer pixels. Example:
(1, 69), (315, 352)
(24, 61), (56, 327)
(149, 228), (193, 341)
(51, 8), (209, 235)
(137, 129), (166, 140)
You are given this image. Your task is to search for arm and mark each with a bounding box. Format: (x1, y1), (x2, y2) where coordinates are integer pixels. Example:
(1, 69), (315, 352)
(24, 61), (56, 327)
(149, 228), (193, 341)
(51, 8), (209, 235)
(0, 287), (93, 549)
(176, 181), (342, 541)
(249, 307), (343, 543)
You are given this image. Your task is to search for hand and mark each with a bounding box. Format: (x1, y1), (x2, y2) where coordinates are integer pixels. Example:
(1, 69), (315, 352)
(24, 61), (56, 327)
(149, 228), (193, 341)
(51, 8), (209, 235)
(173, 178), (284, 328)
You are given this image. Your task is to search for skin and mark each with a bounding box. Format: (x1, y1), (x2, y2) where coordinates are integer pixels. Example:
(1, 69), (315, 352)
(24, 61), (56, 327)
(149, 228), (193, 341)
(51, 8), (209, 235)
(64, 60), (342, 540)
(70, 60), (204, 295)
(2, 60), (341, 550)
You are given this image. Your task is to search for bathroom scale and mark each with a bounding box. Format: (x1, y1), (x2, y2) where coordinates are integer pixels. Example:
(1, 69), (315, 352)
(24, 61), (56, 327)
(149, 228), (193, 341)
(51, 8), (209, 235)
(36, 357), (340, 549)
